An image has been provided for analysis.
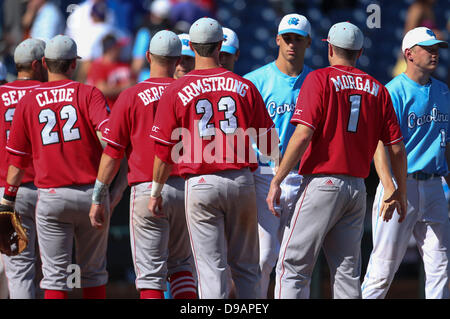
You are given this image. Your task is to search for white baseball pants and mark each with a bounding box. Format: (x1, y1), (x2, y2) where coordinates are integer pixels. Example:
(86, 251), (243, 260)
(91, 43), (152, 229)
(275, 175), (366, 299)
(362, 177), (450, 299)
(254, 166), (302, 298)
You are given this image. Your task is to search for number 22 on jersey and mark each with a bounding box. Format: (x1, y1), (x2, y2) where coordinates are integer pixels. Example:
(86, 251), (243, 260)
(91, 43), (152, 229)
(39, 104), (80, 145)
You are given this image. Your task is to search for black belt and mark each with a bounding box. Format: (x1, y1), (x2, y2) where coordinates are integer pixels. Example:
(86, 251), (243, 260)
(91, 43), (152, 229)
(408, 172), (441, 181)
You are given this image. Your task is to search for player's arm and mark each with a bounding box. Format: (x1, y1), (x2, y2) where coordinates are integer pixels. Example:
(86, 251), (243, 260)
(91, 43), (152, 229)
(383, 141), (407, 223)
(89, 152), (122, 229)
(373, 140), (400, 222)
(147, 155), (173, 217)
(0, 165), (25, 210)
(267, 124), (313, 217)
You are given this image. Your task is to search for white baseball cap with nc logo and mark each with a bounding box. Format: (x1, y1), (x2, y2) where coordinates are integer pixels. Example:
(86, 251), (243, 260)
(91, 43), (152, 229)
(402, 27), (448, 53)
(278, 13), (311, 37)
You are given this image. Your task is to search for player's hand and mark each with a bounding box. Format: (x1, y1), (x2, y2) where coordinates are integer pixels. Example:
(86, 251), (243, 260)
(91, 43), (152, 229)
(89, 203), (106, 229)
(266, 181), (282, 217)
(379, 188), (407, 223)
(147, 195), (164, 218)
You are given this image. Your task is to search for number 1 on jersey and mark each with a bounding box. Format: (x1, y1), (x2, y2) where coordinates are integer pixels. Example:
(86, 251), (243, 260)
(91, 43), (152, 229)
(347, 94), (362, 133)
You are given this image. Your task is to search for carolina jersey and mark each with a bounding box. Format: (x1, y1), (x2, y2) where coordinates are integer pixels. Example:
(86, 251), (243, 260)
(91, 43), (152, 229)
(244, 62), (313, 166)
(291, 65), (403, 178)
(150, 67), (276, 177)
(386, 73), (450, 176)
(102, 77), (179, 185)
(0, 80), (41, 186)
(7, 79), (110, 188)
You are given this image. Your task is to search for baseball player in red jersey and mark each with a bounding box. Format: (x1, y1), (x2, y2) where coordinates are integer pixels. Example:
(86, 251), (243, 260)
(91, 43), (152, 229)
(1, 35), (110, 299)
(0, 38), (46, 299)
(266, 22), (408, 299)
(89, 30), (197, 299)
(148, 17), (279, 298)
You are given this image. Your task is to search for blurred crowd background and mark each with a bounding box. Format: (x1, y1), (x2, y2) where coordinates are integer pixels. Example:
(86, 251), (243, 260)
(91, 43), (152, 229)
(0, 0), (449, 298)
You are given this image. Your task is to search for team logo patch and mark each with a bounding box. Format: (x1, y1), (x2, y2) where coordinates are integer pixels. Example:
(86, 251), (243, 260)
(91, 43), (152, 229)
(426, 29), (436, 37)
(325, 179), (334, 186)
(288, 17), (299, 26)
(182, 39), (189, 46)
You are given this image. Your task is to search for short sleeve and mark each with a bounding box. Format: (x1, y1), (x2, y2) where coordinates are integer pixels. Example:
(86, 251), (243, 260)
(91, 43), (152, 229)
(290, 72), (323, 130)
(6, 96), (32, 168)
(380, 88), (403, 146)
(88, 86), (110, 131)
(101, 90), (131, 158)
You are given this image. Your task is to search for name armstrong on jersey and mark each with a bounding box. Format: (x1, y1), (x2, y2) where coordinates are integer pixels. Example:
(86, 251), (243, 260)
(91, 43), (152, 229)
(330, 74), (380, 97)
(178, 76), (249, 106)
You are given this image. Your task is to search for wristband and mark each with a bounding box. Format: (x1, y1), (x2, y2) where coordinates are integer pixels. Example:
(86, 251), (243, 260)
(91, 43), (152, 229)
(4, 183), (19, 198)
(92, 179), (109, 204)
(150, 181), (164, 198)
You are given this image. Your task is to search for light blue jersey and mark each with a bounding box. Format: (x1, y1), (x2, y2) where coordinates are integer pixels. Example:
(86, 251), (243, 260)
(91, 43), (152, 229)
(386, 73), (450, 175)
(244, 62), (313, 166)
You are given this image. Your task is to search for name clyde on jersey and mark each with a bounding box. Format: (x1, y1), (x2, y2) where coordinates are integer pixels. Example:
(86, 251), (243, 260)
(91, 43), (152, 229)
(35, 88), (75, 107)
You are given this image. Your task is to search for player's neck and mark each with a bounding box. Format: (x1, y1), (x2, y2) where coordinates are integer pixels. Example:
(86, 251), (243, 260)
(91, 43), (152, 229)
(16, 71), (34, 81)
(194, 56), (221, 70)
(404, 66), (431, 86)
(47, 73), (71, 82)
(275, 57), (304, 77)
(149, 65), (173, 79)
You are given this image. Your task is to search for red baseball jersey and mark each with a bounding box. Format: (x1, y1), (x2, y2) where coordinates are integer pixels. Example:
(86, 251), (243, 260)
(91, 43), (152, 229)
(102, 77), (179, 185)
(0, 80), (41, 187)
(291, 65), (403, 178)
(7, 79), (110, 188)
(150, 67), (276, 177)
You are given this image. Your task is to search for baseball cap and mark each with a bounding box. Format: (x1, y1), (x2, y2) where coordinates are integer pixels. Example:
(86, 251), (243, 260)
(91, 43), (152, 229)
(278, 14), (311, 37)
(45, 35), (81, 60)
(189, 17), (223, 44)
(0, 62), (7, 81)
(323, 22), (363, 50)
(14, 38), (46, 64)
(221, 27), (239, 54)
(149, 30), (182, 57)
(401, 27), (448, 53)
(178, 33), (195, 57)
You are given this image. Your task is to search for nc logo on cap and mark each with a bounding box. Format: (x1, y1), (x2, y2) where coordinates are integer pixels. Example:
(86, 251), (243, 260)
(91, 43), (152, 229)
(288, 17), (299, 26)
(426, 29), (435, 37)
(182, 39), (189, 46)
(224, 34), (228, 40)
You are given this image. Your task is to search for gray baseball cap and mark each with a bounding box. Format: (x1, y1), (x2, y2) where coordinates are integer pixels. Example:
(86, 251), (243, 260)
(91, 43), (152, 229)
(324, 22), (364, 50)
(14, 38), (46, 64)
(189, 17), (223, 44)
(149, 30), (182, 57)
(44, 35), (81, 60)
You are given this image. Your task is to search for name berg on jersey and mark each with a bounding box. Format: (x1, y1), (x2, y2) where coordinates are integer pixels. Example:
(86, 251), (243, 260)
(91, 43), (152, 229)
(178, 77), (249, 106)
(138, 85), (166, 106)
(35, 88), (75, 107)
(330, 75), (380, 96)
(1, 90), (28, 106)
